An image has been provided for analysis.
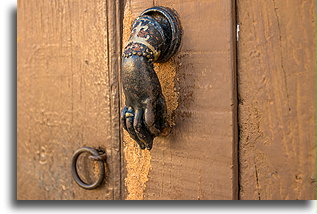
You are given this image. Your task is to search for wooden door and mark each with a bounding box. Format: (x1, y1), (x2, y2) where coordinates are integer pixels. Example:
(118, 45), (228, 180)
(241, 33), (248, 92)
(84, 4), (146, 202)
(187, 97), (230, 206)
(237, 0), (316, 200)
(121, 0), (238, 200)
(17, 0), (315, 200)
(17, 0), (237, 200)
(17, 0), (122, 200)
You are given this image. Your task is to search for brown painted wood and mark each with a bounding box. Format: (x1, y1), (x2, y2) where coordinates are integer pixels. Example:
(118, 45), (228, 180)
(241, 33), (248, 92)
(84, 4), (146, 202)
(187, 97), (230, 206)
(18, 0), (315, 201)
(17, 0), (121, 200)
(121, 0), (238, 200)
(237, 0), (316, 200)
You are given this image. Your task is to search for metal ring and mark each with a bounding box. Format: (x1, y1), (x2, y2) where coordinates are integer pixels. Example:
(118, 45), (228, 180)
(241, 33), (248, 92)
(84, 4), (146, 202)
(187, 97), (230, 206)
(71, 147), (106, 190)
(141, 6), (182, 62)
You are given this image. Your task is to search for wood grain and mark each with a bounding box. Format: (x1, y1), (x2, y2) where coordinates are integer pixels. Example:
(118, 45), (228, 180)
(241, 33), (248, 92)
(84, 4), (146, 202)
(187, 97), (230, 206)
(237, 0), (316, 200)
(122, 0), (238, 200)
(17, 0), (121, 199)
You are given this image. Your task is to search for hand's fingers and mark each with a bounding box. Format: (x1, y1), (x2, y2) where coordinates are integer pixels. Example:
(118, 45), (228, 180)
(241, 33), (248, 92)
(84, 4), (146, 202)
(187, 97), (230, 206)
(125, 109), (146, 149)
(144, 101), (161, 136)
(134, 108), (154, 150)
(121, 106), (128, 131)
(125, 110), (137, 139)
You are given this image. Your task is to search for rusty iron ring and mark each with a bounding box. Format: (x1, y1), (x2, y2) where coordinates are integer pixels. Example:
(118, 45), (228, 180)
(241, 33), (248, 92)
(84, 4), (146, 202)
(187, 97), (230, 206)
(71, 147), (106, 190)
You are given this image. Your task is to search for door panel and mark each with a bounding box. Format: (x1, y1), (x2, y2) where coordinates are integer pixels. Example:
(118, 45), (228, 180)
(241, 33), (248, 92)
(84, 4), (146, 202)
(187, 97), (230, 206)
(121, 0), (238, 200)
(237, 0), (316, 200)
(17, 0), (121, 200)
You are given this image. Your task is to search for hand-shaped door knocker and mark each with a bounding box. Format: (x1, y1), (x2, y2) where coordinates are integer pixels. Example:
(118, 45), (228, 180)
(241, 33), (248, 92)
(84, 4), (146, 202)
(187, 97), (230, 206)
(121, 6), (182, 150)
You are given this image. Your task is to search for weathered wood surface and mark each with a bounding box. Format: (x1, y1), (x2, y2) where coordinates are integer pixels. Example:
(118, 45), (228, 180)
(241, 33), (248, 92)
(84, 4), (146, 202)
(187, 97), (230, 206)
(17, 0), (315, 201)
(237, 0), (316, 200)
(122, 0), (238, 200)
(17, 0), (121, 200)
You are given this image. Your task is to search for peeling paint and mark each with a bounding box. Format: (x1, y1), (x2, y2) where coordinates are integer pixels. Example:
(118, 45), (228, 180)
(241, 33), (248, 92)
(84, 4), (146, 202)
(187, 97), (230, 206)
(123, 134), (152, 200)
(122, 3), (152, 200)
(154, 60), (179, 129)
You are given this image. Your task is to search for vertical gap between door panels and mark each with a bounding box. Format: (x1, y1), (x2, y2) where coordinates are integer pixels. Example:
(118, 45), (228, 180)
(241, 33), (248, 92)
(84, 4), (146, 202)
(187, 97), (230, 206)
(115, 0), (124, 200)
(234, 0), (241, 200)
(118, 0), (125, 200)
(105, 0), (124, 200)
(230, 0), (240, 200)
(104, 0), (112, 199)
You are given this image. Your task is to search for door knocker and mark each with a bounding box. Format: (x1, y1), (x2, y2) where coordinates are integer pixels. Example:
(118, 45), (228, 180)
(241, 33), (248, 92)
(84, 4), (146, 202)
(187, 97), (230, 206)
(121, 6), (182, 150)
